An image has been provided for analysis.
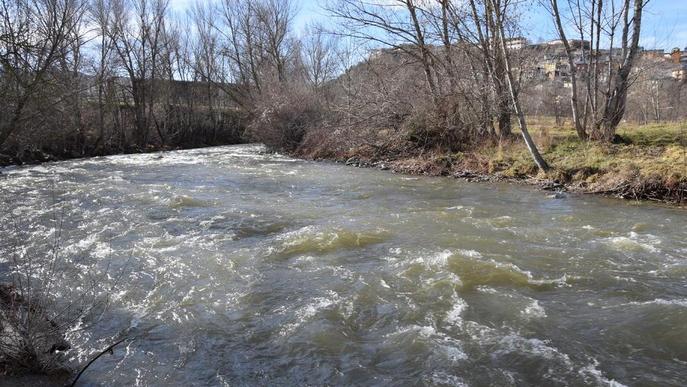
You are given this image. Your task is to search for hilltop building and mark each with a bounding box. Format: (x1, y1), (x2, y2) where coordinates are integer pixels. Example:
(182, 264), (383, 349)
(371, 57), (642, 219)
(506, 37), (529, 50)
(524, 40), (687, 83)
(544, 39), (591, 50)
(671, 47), (687, 81)
(368, 40), (687, 83)
(642, 49), (665, 59)
(670, 48), (682, 64)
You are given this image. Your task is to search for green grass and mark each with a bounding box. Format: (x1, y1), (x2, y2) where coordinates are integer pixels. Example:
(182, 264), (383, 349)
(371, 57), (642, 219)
(617, 122), (687, 146)
(474, 120), (686, 202)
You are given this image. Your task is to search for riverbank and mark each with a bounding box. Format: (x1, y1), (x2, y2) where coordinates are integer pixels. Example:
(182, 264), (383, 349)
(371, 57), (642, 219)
(296, 121), (687, 206)
(0, 141), (244, 168)
(0, 145), (168, 167)
(2, 121), (684, 205)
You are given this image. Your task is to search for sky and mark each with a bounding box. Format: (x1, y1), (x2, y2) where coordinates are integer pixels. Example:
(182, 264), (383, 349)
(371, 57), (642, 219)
(631, 0), (687, 50)
(170, 0), (687, 51)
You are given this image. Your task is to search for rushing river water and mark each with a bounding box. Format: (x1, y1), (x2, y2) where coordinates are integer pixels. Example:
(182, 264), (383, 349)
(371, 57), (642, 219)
(0, 145), (686, 386)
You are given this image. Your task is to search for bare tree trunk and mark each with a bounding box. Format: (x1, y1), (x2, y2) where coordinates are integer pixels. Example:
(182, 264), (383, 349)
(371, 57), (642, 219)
(438, 0), (457, 93)
(0, 0), (83, 149)
(467, 0), (511, 139)
(485, 0), (512, 137)
(549, 0), (587, 140)
(595, 0), (644, 141)
(327, 0), (441, 107)
(0, 99), (29, 148)
(489, 0), (550, 172)
(406, 0), (439, 106)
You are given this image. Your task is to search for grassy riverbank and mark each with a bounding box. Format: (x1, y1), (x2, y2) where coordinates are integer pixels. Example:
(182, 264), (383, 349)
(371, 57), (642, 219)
(297, 120), (687, 205)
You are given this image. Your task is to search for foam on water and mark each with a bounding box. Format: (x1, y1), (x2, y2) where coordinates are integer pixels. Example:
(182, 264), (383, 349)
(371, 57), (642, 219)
(626, 298), (687, 308)
(410, 249), (454, 267)
(427, 371), (468, 386)
(579, 359), (630, 387)
(445, 296), (467, 326)
(494, 335), (574, 368)
(2, 144), (686, 386)
(280, 291), (342, 336)
(603, 232), (661, 253)
(522, 300), (547, 319)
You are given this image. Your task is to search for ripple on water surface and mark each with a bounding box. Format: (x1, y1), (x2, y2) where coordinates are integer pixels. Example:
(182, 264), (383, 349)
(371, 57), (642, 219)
(1, 145), (686, 386)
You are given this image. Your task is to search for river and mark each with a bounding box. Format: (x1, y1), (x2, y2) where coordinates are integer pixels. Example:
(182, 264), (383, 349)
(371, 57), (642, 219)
(0, 144), (685, 386)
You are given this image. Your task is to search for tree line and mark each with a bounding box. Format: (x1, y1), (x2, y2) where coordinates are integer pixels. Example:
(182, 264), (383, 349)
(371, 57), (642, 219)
(2, 0), (679, 169)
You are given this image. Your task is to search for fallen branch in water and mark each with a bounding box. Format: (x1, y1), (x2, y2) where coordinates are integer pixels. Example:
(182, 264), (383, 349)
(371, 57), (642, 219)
(68, 337), (130, 387)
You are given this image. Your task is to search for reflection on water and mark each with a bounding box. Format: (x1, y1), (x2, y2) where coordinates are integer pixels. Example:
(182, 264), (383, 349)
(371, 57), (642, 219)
(1, 145), (686, 386)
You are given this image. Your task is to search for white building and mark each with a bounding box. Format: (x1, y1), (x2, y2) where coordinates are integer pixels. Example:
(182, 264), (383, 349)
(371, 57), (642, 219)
(506, 37), (529, 50)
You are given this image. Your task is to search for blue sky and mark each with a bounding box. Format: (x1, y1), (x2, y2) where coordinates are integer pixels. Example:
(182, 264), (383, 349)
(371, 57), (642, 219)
(631, 0), (687, 50)
(171, 0), (687, 51)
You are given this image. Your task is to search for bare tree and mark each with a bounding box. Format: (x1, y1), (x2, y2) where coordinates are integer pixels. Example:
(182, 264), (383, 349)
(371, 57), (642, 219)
(544, 0), (588, 140)
(463, 0), (516, 138)
(89, 0), (118, 150)
(326, 0), (441, 105)
(107, 0), (170, 147)
(301, 24), (339, 89)
(212, 0), (297, 100)
(488, 0), (550, 171)
(596, 0), (647, 141)
(254, 0), (297, 84)
(547, 0), (649, 141)
(0, 0), (87, 149)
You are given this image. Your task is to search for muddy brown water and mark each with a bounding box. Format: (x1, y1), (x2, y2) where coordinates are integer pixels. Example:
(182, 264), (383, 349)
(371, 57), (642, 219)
(1, 144), (685, 386)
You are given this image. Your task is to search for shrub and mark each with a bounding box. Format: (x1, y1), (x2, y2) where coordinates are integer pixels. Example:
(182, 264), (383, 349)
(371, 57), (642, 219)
(1, 214), (112, 377)
(246, 86), (325, 152)
(402, 104), (472, 152)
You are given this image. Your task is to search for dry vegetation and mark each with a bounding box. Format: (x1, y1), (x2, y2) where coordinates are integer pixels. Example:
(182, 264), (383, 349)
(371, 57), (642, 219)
(0, 213), (119, 383)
